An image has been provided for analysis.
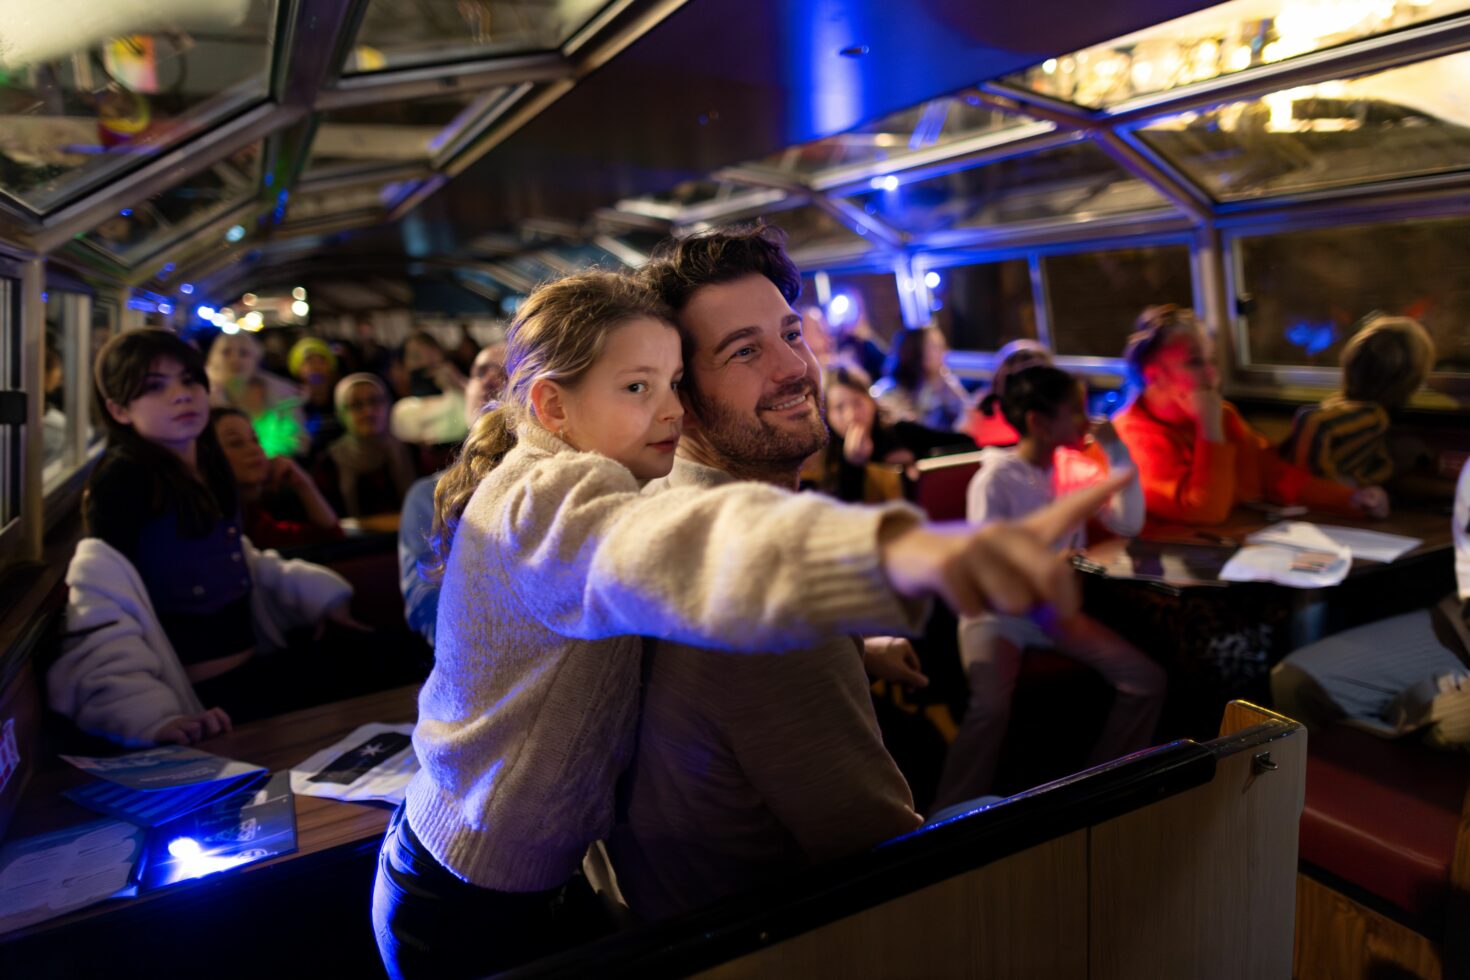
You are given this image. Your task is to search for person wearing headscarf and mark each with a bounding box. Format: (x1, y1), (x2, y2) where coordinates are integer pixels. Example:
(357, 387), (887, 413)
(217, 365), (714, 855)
(313, 373), (418, 518)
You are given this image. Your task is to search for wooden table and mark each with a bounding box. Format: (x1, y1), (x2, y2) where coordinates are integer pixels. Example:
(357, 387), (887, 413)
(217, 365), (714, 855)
(1078, 506), (1457, 739)
(1, 685), (419, 973)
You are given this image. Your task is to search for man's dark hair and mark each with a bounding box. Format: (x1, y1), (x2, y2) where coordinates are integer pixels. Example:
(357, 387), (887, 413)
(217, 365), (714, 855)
(640, 223), (802, 314)
(639, 224), (802, 412)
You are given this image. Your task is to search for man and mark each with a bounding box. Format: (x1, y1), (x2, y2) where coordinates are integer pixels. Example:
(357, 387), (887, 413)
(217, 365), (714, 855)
(605, 226), (926, 922)
(398, 342), (508, 646)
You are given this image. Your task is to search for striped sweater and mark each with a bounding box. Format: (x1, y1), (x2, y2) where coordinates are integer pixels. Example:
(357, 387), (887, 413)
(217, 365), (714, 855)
(1280, 396), (1392, 487)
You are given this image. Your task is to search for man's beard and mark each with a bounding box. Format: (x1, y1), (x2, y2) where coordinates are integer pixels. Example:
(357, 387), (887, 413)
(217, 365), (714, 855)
(685, 378), (828, 472)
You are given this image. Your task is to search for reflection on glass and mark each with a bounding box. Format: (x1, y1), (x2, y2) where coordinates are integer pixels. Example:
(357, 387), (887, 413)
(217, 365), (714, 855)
(346, 0), (610, 74)
(750, 91), (1028, 179)
(926, 260), (1035, 352)
(1047, 246), (1193, 358)
(1005, 0), (1470, 108)
(616, 179), (756, 220)
(285, 181), (405, 224)
(845, 142), (1167, 236)
(798, 271), (905, 359)
(1237, 217), (1470, 371)
(305, 91), (508, 178)
(1139, 51), (1470, 200)
(80, 143), (261, 263)
(720, 205), (866, 254)
(0, 0), (277, 213)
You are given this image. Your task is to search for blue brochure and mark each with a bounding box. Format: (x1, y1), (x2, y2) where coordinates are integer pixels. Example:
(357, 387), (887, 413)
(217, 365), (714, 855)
(137, 772), (298, 892)
(62, 746), (268, 827)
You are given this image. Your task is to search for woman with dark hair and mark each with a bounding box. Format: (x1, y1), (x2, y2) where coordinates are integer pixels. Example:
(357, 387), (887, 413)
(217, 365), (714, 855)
(872, 325), (970, 431)
(211, 407), (343, 550)
(49, 330), (362, 747)
(817, 364), (975, 503)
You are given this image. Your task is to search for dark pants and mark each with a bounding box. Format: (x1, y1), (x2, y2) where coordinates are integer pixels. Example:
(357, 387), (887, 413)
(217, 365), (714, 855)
(371, 805), (610, 979)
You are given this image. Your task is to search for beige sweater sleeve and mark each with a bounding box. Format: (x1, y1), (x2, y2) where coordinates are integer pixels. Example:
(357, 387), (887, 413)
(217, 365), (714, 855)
(488, 451), (926, 650)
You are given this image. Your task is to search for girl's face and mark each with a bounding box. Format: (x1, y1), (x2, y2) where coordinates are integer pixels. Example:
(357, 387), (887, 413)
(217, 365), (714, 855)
(556, 317), (684, 481)
(108, 356), (209, 451)
(826, 383), (875, 438)
(211, 335), (259, 381)
(342, 381), (389, 437)
(214, 414), (269, 485)
(1034, 383), (1091, 452)
(1146, 328), (1219, 402)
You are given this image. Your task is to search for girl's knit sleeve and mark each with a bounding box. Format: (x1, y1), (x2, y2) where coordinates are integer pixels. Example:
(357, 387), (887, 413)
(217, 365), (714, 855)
(489, 455), (928, 651)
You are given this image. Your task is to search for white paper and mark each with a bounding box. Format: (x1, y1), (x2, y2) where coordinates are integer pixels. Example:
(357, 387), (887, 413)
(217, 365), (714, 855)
(1219, 539), (1351, 589)
(0, 820), (144, 934)
(1248, 521), (1421, 564)
(289, 723), (418, 806)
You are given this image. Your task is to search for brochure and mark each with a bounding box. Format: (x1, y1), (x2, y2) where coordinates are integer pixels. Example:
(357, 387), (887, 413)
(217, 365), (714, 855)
(137, 772), (297, 892)
(290, 723), (417, 806)
(0, 819), (146, 935)
(62, 746), (268, 827)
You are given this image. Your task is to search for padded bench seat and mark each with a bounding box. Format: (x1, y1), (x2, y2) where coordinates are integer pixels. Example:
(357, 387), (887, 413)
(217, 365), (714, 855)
(1299, 724), (1469, 925)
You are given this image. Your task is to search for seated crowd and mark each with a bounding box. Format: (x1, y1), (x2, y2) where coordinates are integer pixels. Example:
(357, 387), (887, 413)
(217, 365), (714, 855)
(33, 223), (1468, 979)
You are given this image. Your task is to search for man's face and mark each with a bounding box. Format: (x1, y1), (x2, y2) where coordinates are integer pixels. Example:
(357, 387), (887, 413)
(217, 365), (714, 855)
(463, 343), (508, 426)
(678, 273), (827, 469)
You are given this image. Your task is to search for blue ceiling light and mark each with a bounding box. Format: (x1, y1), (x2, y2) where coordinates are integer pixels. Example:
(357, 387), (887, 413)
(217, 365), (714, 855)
(869, 175), (899, 192)
(120, 208), (133, 217)
(180, 283), (194, 295)
(225, 224), (246, 243)
(924, 271), (941, 289)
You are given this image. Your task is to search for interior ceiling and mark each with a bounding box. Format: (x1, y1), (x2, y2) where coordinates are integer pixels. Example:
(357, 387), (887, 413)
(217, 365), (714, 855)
(239, 0), (1223, 288)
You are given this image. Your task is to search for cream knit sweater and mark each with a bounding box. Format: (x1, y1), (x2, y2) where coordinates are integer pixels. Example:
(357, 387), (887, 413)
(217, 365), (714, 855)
(405, 423), (925, 891)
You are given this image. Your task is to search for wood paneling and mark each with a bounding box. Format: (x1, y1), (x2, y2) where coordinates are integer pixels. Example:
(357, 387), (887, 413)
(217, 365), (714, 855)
(1293, 873), (1442, 980)
(1090, 725), (1304, 980)
(698, 831), (1089, 980)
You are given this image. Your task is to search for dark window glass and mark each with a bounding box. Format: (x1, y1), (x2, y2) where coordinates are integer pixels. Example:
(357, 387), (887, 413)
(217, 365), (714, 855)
(927, 261), (1035, 352)
(1046, 246), (1193, 358)
(1237, 217), (1470, 372)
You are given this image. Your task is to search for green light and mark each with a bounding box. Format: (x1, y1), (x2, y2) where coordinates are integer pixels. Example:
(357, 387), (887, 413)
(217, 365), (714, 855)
(253, 407), (303, 459)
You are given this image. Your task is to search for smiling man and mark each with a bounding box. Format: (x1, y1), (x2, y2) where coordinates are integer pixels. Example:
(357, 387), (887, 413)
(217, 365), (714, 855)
(603, 226), (924, 922)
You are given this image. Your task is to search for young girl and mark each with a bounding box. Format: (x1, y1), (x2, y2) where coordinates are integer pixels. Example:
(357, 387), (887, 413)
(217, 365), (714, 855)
(932, 365), (1166, 809)
(48, 330), (362, 747)
(211, 407), (343, 549)
(967, 338), (1053, 447)
(371, 271), (1127, 978)
(205, 331), (308, 457)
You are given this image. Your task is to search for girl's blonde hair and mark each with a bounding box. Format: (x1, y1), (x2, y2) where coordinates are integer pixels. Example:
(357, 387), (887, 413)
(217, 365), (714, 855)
(1341, 313), (1436, 409)
(426, 270), (674, 578)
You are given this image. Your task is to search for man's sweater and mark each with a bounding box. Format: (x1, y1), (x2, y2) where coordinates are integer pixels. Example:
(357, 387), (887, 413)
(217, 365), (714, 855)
(607, 457), (923, 921)
(405, 423), (924, 892)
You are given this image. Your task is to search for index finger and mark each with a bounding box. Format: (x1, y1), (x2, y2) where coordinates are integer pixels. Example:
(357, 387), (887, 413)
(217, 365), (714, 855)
(1020, 468), (1135, 547)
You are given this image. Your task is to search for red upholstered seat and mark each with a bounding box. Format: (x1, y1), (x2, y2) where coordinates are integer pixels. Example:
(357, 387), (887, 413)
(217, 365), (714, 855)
(910, 453), (982, 522)
(1299, 724), (1469, 923)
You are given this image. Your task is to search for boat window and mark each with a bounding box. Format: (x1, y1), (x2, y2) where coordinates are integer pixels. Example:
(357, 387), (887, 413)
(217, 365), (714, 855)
(305, 89), (514, 180)
(1047, 244), (1195, 358)
(924, 260), (1036, 353)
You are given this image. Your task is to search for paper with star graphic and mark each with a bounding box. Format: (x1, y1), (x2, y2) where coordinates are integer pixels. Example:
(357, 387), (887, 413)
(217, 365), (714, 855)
(289, 724), (417, 806)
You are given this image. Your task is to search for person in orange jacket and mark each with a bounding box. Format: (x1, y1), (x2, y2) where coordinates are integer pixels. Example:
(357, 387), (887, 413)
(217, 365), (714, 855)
(1112, 305), (1389, 526)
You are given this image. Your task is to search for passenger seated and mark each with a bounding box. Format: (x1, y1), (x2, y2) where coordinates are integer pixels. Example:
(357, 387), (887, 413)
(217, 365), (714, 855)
(313, 373), (418, 518)
(288, 336), (343, 462)
(399, 342), (507, 646)
(966, 339), (1052, 448)
(212, 407), (343, 550)
(814, 364), (976, 503)
(389, 330), (471, 450)
(607, 231), (925, 923)
(932, 366), (1165, 809)
(205, 331), (308, 458)
(872, 326), (970, 431)
(1272, 456), (1470, 747)
(1280, 313), (1436, 488)
(49, 330), (364, 747)
(1112, 305), (1389, 525)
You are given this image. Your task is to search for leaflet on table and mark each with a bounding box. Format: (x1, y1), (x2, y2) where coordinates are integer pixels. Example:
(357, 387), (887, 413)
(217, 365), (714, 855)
(62, 746), (267, 827)
(1247, 521), (1422, 563)
(1220, 522), (1352, 588)
(290, 723), (417, 805)
(136, 771), (297, 892)
(0, 819), (145, 935)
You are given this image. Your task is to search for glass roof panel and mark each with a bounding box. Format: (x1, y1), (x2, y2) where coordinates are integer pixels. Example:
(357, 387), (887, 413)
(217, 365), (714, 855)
(615, 178), (755, 220)
(844, 141), (1168, 236)
(284, 179), (413, 224)
(716, 204), (867, 254)
(1003, 0), (1470, 109)
(346, 0), (611, 75)
(1137, 50), (1470, 201)
(0, 0), (278, 214)
(305, 89), (508, 179)
(79, 142), (262, 264)
(746, 90), (1030, 179)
